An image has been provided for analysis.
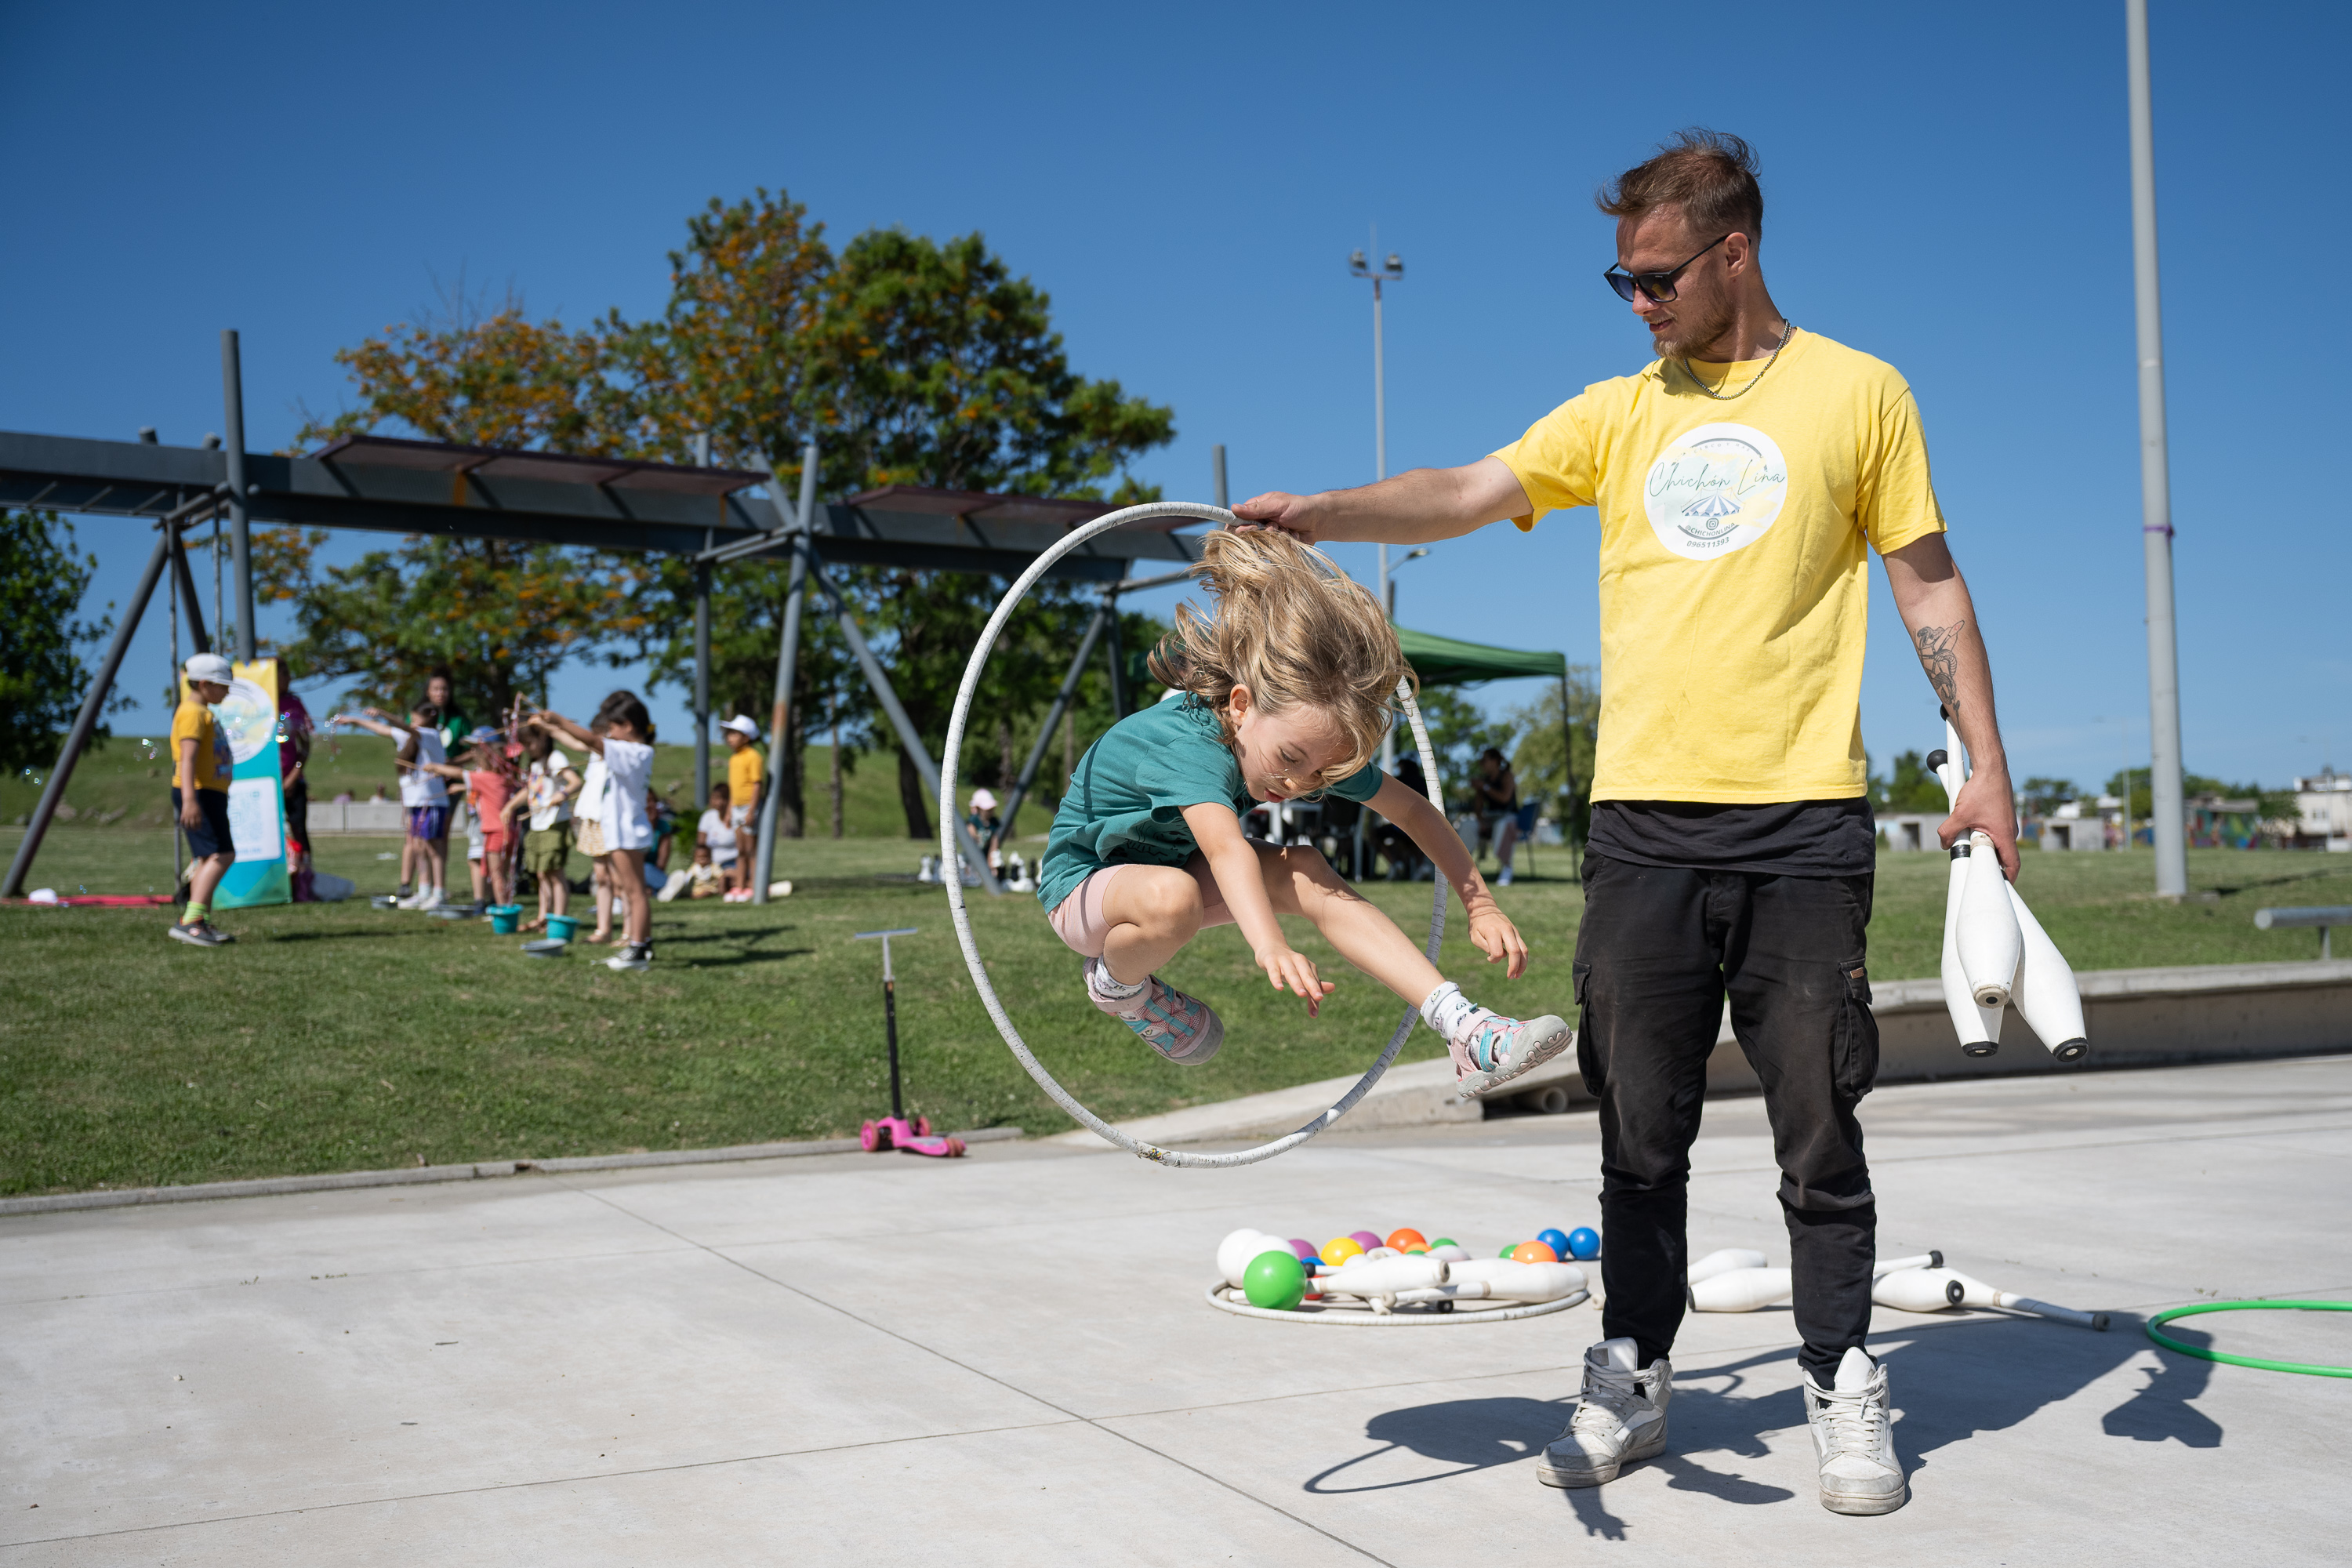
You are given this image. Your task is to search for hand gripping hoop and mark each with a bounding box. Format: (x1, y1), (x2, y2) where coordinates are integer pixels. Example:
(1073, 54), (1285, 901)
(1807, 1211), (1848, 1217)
(940, 502), (1448, 1168)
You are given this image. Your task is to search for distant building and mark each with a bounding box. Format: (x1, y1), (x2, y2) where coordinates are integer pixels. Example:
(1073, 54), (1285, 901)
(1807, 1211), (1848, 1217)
(2289, 769), (2352, 851)
(2187, 794), (2267, 849)
(2038, 799), (2107, 851)
(1879, 812), (1941, 851)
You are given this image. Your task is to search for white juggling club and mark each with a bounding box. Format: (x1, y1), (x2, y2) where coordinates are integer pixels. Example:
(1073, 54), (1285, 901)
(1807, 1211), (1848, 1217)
(1939, 844), (2003, 1057)
(1319, 1254), (1448, 1298)
(1872, 1268), (1967, 1312)
(1872, 1251), (1943, 1276)
(1430, 1258), (1587, 1302)
(1688, 1266), (1793, 1312)
(1687, 1247), (1768, 1284)
(2005, 883), (2089, 1062)
(1941, 1269), (2111, 1330)
(1958, 829), (2023, 1009)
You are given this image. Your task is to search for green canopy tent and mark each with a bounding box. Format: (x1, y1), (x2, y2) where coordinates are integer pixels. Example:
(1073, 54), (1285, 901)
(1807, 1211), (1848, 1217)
(1388, 626), (1581, 877)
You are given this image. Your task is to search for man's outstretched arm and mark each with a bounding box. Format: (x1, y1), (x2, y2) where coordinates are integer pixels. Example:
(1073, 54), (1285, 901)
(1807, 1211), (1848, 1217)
(1883, 533), (2020, 878)
(1232, 457), (1533, 548)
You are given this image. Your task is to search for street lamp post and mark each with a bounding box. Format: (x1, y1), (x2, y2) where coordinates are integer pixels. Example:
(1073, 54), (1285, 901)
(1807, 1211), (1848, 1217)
(1352, 241), (1404, 769)
(1385, 547), (1429, 622)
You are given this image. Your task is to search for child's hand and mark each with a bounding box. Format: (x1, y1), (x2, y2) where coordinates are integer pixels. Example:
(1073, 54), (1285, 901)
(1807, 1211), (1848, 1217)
(1468, 906), (1530, 980)
(1257, 945), (1337, 1017)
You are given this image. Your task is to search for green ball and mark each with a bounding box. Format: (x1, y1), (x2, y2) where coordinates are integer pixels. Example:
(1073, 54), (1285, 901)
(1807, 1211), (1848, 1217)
(1431, 1237), (1459, 1248)
(1242, 1248), (1308, 1310)
(1500, 1243), (1517, 1258)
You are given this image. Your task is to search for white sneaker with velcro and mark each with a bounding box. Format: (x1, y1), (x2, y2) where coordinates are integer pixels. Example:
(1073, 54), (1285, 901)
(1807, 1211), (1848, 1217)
(1536, 1338), (1671, 1488)
(1805, 1346), (1907, 1515)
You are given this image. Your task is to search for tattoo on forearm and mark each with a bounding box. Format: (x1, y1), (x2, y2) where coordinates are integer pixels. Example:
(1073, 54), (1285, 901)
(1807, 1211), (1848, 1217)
(1914, 622), (1965, 710)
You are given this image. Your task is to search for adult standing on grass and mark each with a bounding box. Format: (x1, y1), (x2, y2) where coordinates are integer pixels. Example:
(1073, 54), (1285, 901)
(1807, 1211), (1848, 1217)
(1236, 129), (2019, 1517)
(277, 655), (316, 902)
(424, 670), (466, 757)
(168, 652), (238, 947)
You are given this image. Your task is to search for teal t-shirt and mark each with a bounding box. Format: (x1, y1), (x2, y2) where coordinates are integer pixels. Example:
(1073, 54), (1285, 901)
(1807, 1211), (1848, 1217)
(1038, 695), (1385, 913)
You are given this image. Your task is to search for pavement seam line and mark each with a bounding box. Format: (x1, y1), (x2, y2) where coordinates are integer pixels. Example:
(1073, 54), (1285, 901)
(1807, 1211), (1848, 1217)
(0, 1418), (1084, 1550)
(549, 1173), (1400, 1567)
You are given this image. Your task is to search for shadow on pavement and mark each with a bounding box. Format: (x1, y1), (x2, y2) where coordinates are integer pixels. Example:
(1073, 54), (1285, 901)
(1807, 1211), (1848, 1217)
(1310, 1311), (2215, 1535)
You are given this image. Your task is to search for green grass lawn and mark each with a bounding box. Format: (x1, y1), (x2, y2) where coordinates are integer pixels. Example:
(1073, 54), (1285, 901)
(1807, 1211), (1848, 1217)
(6, 786), (2349, 1197)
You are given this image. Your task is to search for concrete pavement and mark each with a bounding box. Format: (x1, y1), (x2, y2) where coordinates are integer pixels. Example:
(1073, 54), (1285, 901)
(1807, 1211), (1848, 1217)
(5, 1055), (2349, 1564)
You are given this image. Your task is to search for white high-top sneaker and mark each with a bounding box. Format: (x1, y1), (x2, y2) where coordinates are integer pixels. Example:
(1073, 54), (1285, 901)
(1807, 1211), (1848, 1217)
(414, 885), (445, 913)
(1805, 1346), (1906, 1515)
(1536, 1338), (1671, 1488)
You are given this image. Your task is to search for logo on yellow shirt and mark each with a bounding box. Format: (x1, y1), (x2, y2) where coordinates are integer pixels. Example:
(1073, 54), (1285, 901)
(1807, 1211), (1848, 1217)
(1643, 423), (1789, 561)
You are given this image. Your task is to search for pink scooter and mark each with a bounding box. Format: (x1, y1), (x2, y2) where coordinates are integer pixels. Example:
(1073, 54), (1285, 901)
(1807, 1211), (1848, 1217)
(853, 928), (966, 1158)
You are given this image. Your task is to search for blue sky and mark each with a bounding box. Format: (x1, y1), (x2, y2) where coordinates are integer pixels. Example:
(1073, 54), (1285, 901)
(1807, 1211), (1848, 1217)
(5, 2), (2345, 792)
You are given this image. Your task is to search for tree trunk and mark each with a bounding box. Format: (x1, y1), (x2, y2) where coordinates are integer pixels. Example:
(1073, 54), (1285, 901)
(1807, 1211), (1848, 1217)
(897, 748), (932, 839)
(1061, 710), (1074, 797)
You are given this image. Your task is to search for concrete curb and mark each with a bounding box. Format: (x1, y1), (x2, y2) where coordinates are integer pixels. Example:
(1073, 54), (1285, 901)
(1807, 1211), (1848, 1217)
(1049, 958), (2352, 1149)
(0, 1128), (1025, 1217)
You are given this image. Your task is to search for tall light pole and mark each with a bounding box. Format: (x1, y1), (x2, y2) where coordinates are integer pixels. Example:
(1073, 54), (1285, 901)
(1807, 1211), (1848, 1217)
(2127, 0), (2187, 898)
(1385, 546), (1428, 622)
(1352, 238), (1404, 768)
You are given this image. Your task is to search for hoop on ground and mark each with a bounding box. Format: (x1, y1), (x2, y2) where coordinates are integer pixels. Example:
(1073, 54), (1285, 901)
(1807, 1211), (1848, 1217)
(1202, 1279), (1588, 1325)
(940, 502), (1448, 1169)
(2144, 1300), (2352, 1378)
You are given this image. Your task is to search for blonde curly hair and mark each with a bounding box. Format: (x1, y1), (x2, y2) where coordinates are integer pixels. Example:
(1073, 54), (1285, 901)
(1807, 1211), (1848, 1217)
(1145, 528), (1414, 793)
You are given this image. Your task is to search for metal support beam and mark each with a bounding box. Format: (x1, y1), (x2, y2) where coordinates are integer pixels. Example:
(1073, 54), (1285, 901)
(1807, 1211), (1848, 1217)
(2126, 0), (2187, 900)
(753, 442), (818, 906)
(220, 332), (252, 658)
(692, 551), (712, 808)
(1102, 592), (1129, 720)
(171, 522), (210, 655)
(3, 526), (173, 898)
(802, 549), (1001, 894)
(995, 601), (1112, 845)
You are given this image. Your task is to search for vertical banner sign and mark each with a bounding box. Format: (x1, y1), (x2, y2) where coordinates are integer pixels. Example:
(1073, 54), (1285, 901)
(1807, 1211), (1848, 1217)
(209, 658), (291, 909)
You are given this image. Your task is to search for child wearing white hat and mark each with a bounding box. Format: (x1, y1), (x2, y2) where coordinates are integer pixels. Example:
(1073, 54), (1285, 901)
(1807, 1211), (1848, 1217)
(168, 654), (238, 946)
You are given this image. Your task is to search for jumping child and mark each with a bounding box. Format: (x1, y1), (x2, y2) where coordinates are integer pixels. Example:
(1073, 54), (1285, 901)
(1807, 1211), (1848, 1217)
(535, 692), (657, 971)
(1037, 528), (1570, 1094)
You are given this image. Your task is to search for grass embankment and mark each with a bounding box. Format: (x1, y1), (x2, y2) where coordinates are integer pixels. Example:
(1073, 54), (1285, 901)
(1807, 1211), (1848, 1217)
(5, 752), (2348, 1198)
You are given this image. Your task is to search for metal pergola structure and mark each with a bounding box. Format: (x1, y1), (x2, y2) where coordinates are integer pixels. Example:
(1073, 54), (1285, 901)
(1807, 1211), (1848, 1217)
(1, 332), (1205, 902)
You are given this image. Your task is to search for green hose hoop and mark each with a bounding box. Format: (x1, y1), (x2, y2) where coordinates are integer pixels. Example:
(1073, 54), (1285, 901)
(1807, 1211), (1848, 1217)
(2143, 1300), (2352, 1378)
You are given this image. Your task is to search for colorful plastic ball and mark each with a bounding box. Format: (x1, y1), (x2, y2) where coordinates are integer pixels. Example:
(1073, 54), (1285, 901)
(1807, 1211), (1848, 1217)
(1499, 1243), (1518, 1258)
(1567, 1227), (1602, 1260)
(1537, 1228), (1572, 1258)
(1243, 1250), (1308, 1310)
(1385, 1228), (1428, 1252)
(1288, 1238), (1319, 1262)
(1404, 1247), (1428, 1255)
(1430, 1237), (1459, 1249)
(1348, 1230), (1383, 1253)
(1512, 1240), (1561, 1265)
(1323, 1236), (1366, 1266)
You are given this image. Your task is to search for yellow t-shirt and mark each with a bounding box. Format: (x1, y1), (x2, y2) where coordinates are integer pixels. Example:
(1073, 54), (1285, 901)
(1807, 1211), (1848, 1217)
(172, 699), (234, 793)
(728, 745), (764, 811)
(1490, 329), (1945, 804)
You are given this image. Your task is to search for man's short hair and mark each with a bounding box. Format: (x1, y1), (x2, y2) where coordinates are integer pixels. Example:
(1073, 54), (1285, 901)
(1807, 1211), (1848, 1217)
(1597, 129), (1763, 245)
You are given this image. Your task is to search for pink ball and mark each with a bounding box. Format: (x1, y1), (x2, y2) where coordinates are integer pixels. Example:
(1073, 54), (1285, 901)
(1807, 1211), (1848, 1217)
(1287, 1238), (1318, 1261)
(1348, 1230), (1383, 1253)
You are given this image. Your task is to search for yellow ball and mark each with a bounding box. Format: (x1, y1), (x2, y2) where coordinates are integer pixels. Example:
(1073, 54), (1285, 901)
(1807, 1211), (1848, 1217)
(1323, 1236), (1365, 1266)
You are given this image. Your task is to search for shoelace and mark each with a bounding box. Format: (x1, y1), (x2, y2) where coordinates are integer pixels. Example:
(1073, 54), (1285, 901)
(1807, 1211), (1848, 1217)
(1812, 1380), (1887, 1456)
(1571, 1363), (1650, 1435)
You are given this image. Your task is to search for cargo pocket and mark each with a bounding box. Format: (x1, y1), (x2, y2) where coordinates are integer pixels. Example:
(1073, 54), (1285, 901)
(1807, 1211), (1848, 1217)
(1573, 959), (1602, 1094)
(1832, 956), (1879, 1099)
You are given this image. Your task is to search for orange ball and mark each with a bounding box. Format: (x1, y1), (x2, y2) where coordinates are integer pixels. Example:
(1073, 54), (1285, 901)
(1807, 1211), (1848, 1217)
(1385, 1228), (1428, 1252)
(1512, 1240), (1561, 1265)
(1323, 1236), (1366, 1266)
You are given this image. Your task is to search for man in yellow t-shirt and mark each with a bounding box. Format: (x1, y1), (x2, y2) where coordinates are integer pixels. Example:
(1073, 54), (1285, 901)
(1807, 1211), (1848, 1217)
(169, 652), (240, 947)
(1238, 131), (2019, 1517)
(720, 715), (765, 893)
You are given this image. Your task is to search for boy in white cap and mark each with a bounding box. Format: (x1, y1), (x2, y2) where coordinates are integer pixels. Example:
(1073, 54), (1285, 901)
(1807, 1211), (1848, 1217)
(169, 653), (239, 946)
(719, 715), (764, 893)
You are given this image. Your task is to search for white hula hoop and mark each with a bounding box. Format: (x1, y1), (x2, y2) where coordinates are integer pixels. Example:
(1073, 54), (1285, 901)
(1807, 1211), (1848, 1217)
(941, 502), (1448, 1169)
(1202, 1279), (1589, 1325)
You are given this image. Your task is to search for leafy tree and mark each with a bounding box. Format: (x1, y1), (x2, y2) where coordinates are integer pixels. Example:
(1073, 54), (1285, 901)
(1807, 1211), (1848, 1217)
(1503, 668), (1601, 845)
(1869, 750), (1950, 814)
(2105, 768), (2299, 828)
(2019, 776), (2078, 818)
(0, 510), (120, 775)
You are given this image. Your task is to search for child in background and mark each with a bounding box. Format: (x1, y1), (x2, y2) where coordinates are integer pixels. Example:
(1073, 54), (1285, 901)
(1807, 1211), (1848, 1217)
(535, 691), (657, 971)
(278, 659), (316, 902)
(650, 789), (681, 873)
(168, 652), (239, 946)
(967, 787), (1005, 873)
(508, 720), (580, 932)
(720, 715), (764, 890)
(332, 703), (449, 909)
(697, 782), (741, 899)
(1037, 528), (1569, 1094)
(658, 841), (727, 902)
(409, 729), (517, 910)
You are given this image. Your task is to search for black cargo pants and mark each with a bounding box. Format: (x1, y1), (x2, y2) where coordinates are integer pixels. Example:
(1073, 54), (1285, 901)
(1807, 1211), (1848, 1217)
(1573, 851), (1880, 1384)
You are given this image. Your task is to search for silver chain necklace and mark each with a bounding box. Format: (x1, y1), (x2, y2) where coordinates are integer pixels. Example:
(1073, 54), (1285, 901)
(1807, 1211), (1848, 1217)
(1679, 321), (1796, 400)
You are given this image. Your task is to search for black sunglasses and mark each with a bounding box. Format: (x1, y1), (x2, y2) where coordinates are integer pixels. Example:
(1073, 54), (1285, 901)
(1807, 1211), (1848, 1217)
(1603, 234), (1727, 303)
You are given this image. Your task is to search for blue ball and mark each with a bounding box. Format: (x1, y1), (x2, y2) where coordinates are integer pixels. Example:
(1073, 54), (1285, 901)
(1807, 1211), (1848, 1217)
(1537, 1228), (1572, 1259)
(1567, 1227), (1601, 1260)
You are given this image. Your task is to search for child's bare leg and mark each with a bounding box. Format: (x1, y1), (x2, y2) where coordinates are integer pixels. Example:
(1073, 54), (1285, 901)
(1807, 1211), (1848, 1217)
(428, 836), (449, 892)
(1257, 844), (1447, 1006)
(590, 858), (613, 937)
(1097, 865), (1205, 985)
(610, 849), (650, 944)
